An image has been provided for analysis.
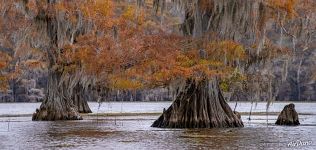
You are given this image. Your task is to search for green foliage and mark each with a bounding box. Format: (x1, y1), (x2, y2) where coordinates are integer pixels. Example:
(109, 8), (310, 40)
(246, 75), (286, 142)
(220, 70), (246, 92)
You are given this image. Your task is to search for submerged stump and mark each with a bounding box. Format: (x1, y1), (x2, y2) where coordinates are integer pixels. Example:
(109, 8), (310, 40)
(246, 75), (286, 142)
(151, 79), (243, 128)
(275, 103), (300, 126)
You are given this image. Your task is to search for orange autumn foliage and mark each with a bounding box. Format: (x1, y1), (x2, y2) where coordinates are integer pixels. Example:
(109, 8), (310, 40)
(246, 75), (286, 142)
(3, 0), (308, 92)
(0, 51), (12, 91)
(52, 1), (249, 90)
(267, 0), (297, 17)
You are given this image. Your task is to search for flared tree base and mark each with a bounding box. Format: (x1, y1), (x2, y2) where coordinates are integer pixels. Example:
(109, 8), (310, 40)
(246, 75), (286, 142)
(73, 97), (92, 113)
(275, 103), (300, 126)
(32, 95), (83, 121)
(152, 79), (243, 128)
(32, 72), (85, 121)
(72, 84), (92, 113)
(32, 106), (83, 121)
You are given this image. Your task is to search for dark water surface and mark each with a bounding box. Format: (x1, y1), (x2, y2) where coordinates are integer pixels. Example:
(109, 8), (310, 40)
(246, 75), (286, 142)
(0, 102), (315, 150)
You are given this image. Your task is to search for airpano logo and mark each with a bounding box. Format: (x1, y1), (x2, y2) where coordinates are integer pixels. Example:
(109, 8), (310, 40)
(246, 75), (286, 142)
(288, 140), (312, 147)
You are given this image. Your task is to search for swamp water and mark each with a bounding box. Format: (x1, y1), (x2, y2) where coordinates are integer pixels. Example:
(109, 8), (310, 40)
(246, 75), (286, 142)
(0, 102), (315, 150)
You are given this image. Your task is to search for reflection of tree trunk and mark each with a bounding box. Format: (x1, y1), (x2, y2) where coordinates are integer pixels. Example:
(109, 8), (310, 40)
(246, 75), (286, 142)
(152, 79), (243, 128)
(32, 71), (82, 121)
(72, 84), (92, 113)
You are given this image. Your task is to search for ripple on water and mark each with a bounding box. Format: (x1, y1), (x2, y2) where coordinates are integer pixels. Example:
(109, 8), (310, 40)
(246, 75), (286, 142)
(0, 102), (315, 150)
(0, 115), (315, 150)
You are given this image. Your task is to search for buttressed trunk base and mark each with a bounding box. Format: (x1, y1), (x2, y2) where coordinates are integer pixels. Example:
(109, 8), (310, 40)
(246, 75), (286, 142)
(32, 72), (83, 121)
(275, 103), (300, 126)
(152, 79), (243, 128)
(73, 84), (92, 113)
(32, 106), (83, 121)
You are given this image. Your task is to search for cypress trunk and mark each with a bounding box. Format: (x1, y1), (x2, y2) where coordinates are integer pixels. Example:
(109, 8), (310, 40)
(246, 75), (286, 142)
(275, 103), (300, 126)
(72, 84), (92, 113)
(152, 79), (243, 128)
(32, 1), (83, 120)
(32, 71), (82, 121)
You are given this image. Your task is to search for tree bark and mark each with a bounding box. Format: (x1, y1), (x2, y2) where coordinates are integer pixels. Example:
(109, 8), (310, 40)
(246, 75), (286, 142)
(32, 1), (86, 120)
(72, 84), (92, 113)
(275, 103), (300, 126)
(152, 79), (244, 128)
(32, 71), (82, 121)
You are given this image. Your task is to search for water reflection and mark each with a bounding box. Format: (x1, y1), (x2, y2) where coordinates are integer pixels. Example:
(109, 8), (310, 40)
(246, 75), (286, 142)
(0, 102), (315, 149)
(0, 114), (315, 150)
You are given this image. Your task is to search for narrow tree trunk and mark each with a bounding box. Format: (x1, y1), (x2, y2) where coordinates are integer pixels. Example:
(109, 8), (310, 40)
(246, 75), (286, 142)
(152, 79), (243, 128)
(72, 84), (92, 113)
(32, 71), (82, 121)
(296, 58), (303, 101)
